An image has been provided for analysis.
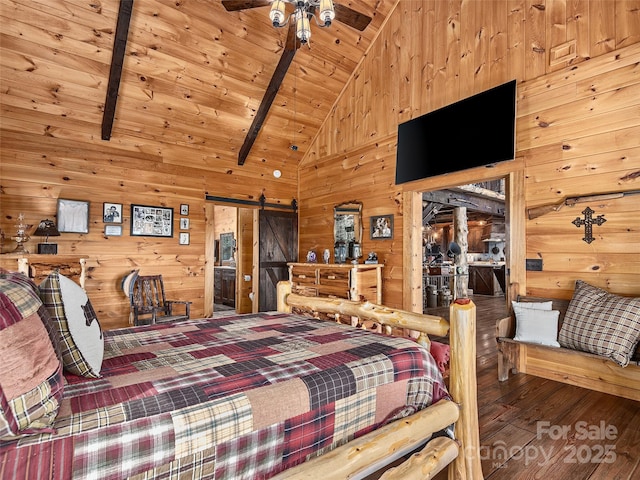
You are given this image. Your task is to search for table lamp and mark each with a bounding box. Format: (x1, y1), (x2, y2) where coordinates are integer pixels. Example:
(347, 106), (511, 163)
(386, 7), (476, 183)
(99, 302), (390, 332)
(34, 219), (61, 254)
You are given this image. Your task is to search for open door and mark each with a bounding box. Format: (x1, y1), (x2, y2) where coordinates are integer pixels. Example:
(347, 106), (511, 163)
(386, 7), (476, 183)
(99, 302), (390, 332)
(259, 210), (298, 311)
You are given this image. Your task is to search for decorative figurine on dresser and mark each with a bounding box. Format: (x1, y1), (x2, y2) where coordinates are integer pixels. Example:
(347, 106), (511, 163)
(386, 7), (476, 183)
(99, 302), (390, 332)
(365, 252), (378, 264)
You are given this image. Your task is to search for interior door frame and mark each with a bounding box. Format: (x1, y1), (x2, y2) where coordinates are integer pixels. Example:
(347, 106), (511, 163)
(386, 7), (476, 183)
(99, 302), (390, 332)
(205, 201), (299, 315)
(401, 167), (526, 313)
(205, 203), (255, 315)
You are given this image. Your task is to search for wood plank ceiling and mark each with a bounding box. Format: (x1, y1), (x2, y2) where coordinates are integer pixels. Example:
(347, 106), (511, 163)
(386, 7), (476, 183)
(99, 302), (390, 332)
(89, 0), (397, 168)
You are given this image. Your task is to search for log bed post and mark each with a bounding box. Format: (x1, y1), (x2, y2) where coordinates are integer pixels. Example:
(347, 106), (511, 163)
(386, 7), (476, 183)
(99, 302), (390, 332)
(448, 298), (482, 480)
(275, 282), (483, 480)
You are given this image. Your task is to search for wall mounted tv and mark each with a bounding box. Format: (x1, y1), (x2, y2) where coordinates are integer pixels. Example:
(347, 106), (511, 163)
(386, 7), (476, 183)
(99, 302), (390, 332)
(395, 79), (516, 185)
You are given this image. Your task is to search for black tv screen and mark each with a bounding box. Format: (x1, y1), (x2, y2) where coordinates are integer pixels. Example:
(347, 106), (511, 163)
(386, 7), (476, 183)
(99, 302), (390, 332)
(395, 80), (516, 184)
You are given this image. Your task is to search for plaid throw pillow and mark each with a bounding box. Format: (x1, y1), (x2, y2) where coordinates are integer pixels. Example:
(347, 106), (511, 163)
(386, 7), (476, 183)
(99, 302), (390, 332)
(558, 280), (640, 367)
(39, 272), (104, 378)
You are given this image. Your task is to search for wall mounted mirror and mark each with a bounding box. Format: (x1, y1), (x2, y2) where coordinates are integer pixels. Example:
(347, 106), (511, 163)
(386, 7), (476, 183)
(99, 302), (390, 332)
(334, 201), (363, 247)
(220, 232), (235, 266)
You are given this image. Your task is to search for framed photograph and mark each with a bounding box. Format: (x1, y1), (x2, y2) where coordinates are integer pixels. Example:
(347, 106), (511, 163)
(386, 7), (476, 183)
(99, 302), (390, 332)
(57, 199), (90, 234)
(104, 225), (122, 236)
(180, 204), (189, 215)
(130, 204), (174, 237)
(179, 232), (190, 245)
(103, 202), (122, 224)
(370, 214), (394, 240)
(180, 218), (190, 230)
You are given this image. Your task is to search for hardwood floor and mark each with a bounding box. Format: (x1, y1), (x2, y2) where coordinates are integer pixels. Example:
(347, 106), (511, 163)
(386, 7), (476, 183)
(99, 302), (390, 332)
(464, 295), (639, 479)
(376, 295), (640, 479)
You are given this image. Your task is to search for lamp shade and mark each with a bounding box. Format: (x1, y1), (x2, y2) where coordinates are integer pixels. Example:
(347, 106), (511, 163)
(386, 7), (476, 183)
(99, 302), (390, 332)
(34, 219), (61, 239)
(295, 10), (311, 43)
(269, 0), (286, 27)
(319, 0), (335, 26)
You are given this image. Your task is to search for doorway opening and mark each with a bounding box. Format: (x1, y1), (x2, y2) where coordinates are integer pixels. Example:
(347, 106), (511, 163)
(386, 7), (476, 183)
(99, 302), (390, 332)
(421, 178), (508, 313)
(213, 205), (238, 313)
(205, 201), (299, 316)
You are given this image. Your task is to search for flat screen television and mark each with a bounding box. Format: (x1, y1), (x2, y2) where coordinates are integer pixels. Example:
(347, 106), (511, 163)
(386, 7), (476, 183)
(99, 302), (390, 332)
(395, 79), (516, 184)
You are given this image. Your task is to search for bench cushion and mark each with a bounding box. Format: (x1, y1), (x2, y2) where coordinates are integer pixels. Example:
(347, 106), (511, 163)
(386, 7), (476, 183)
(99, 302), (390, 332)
(558, 280), (640, 367)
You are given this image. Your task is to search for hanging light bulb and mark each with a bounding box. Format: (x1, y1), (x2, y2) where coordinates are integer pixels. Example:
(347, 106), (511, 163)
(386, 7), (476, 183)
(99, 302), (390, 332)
(295, 9), (311, 44)
(318, 0), (335, 27)
(269, 0), (287, 27)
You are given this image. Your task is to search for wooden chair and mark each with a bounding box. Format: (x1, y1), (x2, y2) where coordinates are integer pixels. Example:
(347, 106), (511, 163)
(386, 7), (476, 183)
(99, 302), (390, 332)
(121, 270), (191, 326)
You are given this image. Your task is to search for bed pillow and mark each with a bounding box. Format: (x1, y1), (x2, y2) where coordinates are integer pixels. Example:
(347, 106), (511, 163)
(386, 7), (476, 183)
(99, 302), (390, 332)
(513, 306), (561, 347)
(558, 280), (640, 367)
(0, 271), (64, 440)
(0, 269), (63, 361)
(39, 272), (104, 378)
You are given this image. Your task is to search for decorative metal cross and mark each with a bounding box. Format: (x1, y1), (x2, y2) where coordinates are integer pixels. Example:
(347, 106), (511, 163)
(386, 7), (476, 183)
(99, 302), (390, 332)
(572, 206), (606, 244)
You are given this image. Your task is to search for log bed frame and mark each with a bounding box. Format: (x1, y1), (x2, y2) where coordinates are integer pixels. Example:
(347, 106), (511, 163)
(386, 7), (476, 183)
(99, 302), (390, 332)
(274, 281), (484, 480)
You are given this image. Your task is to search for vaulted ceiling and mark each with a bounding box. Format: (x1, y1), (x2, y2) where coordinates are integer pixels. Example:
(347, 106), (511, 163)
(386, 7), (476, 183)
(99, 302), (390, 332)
(101, 0), (397, 167)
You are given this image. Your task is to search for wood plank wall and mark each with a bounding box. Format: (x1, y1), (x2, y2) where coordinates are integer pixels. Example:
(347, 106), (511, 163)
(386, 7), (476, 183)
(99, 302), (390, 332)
(0, 0), (298, 330)
(1, 0), (639, 328)
(300, 0), (640, 308)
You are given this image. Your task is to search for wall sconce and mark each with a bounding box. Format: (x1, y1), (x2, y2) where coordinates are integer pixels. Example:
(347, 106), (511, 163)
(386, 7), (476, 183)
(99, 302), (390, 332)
(34, 219), (61, 254)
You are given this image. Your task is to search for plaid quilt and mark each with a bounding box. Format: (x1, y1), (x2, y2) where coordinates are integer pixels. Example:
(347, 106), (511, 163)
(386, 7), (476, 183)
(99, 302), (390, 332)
(0, 312), (448, 479)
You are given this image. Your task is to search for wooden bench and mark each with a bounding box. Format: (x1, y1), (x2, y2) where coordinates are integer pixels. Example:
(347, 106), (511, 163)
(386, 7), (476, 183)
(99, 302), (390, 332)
(496, 295), (640, 402)
(122, 271), (191, 326)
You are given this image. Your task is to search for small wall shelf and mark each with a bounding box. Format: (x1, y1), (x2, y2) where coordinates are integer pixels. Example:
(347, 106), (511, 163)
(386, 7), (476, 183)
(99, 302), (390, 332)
(0, 254), (87, 288)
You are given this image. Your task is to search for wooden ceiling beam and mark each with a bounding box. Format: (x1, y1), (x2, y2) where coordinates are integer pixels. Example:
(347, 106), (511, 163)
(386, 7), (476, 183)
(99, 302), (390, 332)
(238, 23), (299, 165)
(101, 0), (134, 141)
(422, 190), (505, 217)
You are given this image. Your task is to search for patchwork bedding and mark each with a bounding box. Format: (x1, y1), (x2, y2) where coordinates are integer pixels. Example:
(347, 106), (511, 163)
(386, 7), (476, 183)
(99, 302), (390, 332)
(1, 312), (448, 479)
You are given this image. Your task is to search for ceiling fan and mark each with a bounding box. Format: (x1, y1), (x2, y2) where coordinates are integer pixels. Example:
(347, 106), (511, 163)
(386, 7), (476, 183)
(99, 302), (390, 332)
(222, 0), (373, 165)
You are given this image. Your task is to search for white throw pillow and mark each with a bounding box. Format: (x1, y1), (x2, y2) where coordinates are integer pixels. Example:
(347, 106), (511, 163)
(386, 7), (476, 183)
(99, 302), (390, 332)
(512, 300), (552, 311)
(514, 307), (561, 347)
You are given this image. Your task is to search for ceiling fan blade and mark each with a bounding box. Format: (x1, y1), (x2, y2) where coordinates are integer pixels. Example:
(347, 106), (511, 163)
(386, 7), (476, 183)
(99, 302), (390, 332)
(334, 3), (372, 31)
(221, 0), (272, 12)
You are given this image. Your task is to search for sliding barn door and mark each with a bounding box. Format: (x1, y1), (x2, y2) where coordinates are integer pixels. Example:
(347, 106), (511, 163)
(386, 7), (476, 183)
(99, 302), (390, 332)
(259, 210), (298, 311)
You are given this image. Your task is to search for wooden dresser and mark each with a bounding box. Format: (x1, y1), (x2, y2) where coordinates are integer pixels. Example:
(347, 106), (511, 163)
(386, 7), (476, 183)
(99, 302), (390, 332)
(287, 263), (383, 303)
(0, 254), (88, 288)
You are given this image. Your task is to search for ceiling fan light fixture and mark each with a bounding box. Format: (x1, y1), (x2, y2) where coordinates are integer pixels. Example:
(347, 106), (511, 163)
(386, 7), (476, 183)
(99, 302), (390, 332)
(295, 10), (311, 44)
(319, 0), (335, 27)
(269, 0), (287, 27)
(266, 0), (338, 43)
